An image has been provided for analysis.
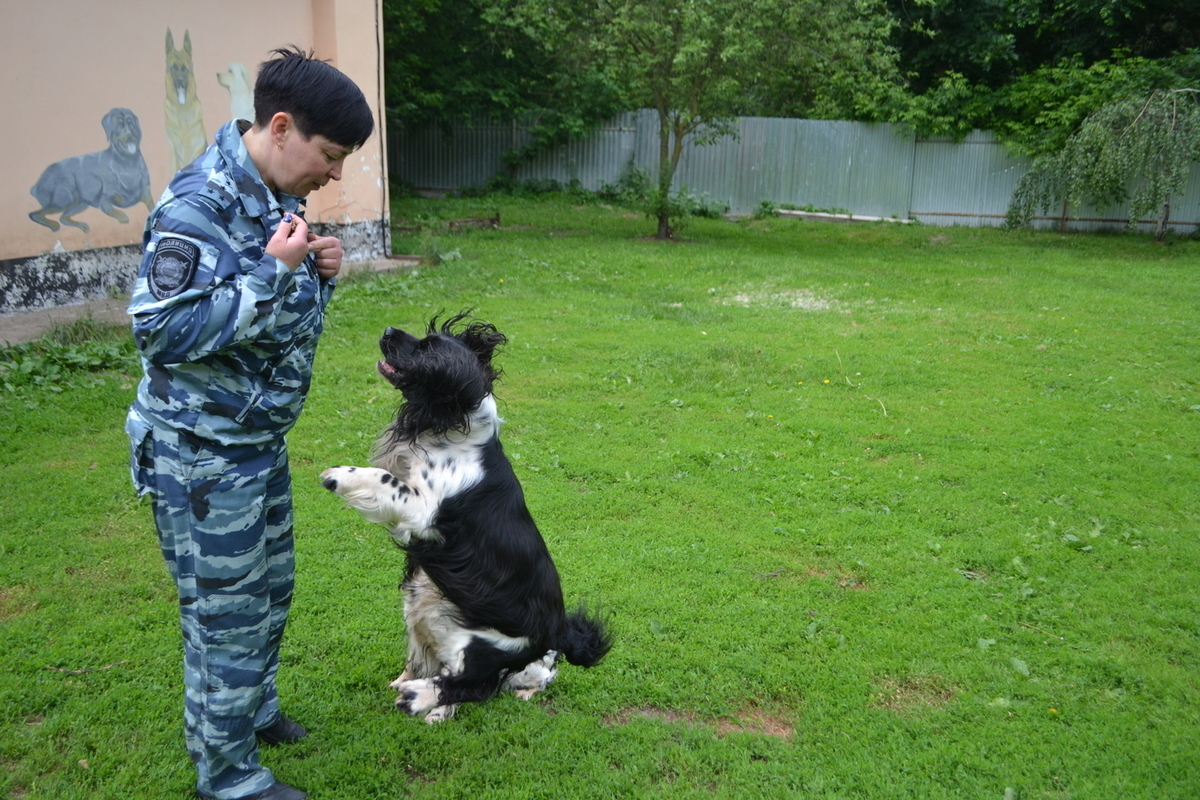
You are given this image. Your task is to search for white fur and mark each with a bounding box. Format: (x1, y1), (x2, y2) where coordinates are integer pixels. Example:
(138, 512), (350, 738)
(322, 395), (559, 722)
(321, 395), (498, 544)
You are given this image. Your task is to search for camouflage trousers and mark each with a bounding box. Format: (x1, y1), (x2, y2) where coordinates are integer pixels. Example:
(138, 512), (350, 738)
(128, 415), (294, 799)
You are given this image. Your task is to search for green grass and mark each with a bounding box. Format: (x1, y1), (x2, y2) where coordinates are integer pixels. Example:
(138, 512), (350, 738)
(2, 194), (1199, 799)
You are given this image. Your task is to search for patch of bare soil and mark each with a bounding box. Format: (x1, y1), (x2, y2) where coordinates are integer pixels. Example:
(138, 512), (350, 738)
(604, 706), (794, 739)
(0, 585), (37, 621)
(871, 675), (957, 712)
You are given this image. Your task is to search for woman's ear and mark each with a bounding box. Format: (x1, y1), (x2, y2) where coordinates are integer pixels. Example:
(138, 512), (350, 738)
(269, 112), (294, 148)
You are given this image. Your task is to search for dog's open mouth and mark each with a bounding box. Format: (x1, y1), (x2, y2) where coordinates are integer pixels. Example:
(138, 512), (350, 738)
(377, 359), (398, 380)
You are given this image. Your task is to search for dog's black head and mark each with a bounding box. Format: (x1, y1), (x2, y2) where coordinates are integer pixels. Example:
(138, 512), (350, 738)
(102, 108), (142, 157)
(378, 312), (506, 438)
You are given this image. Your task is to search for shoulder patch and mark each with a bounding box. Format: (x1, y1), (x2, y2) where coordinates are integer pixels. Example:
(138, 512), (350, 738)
(148, 237), (200, 300)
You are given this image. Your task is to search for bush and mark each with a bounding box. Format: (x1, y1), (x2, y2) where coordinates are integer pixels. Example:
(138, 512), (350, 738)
(753, 200), (780, 219)
(597, 164), (653, 205)
(0, 318), (137, 395)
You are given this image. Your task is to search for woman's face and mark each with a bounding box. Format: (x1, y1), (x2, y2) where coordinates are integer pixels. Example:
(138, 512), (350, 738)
(274, 130), (353, 197)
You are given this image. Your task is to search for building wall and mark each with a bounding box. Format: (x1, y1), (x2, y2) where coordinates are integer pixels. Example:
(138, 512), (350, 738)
(0, 0), (388, 314)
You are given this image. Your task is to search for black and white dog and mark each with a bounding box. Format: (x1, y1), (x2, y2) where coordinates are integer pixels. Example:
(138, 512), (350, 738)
(320, 314), (610, 722)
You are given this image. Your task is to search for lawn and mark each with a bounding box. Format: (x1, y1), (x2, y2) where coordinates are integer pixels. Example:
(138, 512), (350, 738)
(1, 194), (1198, 799)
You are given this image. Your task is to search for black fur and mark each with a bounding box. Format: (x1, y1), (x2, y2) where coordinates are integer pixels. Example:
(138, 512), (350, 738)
(376, 313), (610, 711)
(378, 312), (506, 441)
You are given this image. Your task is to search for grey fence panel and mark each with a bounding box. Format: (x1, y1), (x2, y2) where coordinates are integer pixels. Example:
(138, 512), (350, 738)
(389, 113), (1200, 233)
(518, 112), (641, 189)
(911, 130), (1026, 227)
(389, 120), (534, 190)
(841, 122), (915, 218)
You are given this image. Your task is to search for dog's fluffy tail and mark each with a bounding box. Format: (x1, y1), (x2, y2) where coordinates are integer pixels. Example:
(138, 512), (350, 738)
(559, 607), (612, 667)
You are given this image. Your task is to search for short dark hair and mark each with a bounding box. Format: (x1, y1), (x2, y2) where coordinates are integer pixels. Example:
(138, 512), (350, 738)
(254, 46), (374, 150)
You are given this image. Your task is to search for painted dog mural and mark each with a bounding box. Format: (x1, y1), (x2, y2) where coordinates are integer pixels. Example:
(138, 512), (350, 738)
(28, 107), (153, 233)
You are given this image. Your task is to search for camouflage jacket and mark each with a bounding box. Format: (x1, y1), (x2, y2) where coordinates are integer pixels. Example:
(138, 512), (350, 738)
(127, 120), (334, 447)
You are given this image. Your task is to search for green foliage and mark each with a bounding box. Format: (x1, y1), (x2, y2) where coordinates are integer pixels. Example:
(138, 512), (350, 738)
(988, 51), (1200, 156)
(0, 318), (137, 397)
(461, 174), (591, 200)
(1006, 88), (1200, 239)
(752, 199), (780, 220)
(652, 185), (730, 228)
(383, 0), (624, 166)
(886, 0), (1200, 144)
(746, 0), (907, 122)
(596, 163), (654, 207)
(458, 165), (730, 229)
(485, 0), (903, 237)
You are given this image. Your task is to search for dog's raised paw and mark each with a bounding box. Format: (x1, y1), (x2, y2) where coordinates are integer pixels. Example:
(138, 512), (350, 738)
(319, 466), (360, 493)
(316, 465), (362, 491)
(504, 652), (559, 700)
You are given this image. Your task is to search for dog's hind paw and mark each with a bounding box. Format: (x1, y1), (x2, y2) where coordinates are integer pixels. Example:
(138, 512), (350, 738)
(394, 678), (440, 717)
(505, 651), (560, 700)
(423, 704), (459, 723)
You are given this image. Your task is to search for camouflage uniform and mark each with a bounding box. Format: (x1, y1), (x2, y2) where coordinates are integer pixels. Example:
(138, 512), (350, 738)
(125, 120), (332, 799)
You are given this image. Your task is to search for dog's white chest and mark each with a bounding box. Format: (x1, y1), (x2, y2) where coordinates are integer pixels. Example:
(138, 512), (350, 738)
(412, 442), (485, 503)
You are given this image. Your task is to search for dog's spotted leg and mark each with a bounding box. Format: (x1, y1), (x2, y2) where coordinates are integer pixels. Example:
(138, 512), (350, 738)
(320, 465), (432, 533)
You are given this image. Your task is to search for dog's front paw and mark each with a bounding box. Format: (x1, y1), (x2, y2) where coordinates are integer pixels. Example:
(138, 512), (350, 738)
(394, 678), (441, 717)
(319, 465), (359, 494)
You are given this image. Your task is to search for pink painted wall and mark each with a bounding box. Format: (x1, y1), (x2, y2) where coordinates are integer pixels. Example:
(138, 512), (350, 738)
(1, 0), (388, 262)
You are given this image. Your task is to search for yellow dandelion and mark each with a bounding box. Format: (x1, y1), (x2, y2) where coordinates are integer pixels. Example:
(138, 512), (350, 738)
(823, 379), (830, 384)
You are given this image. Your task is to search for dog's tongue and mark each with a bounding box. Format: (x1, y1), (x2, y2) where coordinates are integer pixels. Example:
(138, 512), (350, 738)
(377, 359), (396, 379)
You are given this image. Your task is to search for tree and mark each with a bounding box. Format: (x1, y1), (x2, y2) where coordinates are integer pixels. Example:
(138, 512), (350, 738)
(485, 0), (903, 239)
(383, 0), (623, 160)
(888, 0), (1200, 139)
(1006, 88), (1200, 240)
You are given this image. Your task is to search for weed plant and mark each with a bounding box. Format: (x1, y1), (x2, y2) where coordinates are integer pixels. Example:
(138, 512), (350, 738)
(0, 317), (137, 397)
(1, 195), (1198, 798)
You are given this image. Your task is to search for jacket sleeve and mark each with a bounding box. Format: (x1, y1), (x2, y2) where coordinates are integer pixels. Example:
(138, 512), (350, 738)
(128, 196), (301, 365)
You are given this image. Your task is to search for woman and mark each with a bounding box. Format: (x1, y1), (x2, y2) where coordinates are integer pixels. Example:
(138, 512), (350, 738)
(125, 48), (373, 800)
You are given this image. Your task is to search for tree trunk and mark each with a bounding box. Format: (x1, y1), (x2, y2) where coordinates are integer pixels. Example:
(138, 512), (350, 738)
(653, 107), (674, 240)
(1155, 198), (1170, 242)
(656, 213), (672, 239)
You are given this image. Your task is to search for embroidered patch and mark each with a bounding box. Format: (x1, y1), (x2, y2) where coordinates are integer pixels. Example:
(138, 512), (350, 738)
(148, 237), (200, 300)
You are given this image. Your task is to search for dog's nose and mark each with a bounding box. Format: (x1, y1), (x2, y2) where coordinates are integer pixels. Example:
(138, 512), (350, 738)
(384, 327), (400, 337)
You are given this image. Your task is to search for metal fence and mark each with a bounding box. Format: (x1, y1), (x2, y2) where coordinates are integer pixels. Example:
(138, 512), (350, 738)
(388, 110), (1200, 233)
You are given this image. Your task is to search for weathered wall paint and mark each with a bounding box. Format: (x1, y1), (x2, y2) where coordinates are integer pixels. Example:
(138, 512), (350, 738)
(1, 0), (389, 315)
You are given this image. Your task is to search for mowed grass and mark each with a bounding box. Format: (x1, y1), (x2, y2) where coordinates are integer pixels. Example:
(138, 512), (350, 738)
(1, 194), (1199, 799)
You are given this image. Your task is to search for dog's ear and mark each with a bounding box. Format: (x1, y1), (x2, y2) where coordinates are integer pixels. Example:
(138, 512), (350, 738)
(432, 311), (506, 367)
(390, 363), (492, 439)
(456, 321), (506, 366)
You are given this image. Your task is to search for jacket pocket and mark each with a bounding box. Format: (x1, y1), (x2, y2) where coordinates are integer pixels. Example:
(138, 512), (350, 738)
(125, 412), (156, 497)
